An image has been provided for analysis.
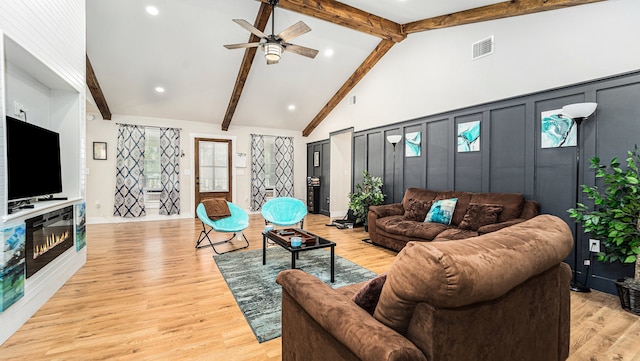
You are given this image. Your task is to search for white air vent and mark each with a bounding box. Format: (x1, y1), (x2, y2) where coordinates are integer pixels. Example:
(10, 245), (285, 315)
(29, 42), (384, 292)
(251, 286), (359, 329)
(472, 36), (494, 60)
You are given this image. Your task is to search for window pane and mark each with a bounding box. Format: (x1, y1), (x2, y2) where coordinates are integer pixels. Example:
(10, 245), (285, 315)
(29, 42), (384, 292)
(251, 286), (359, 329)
(214, 142), (228, 166)
(199, 167), (215, 192)
(144, 128), (161, 190)
(199, 142), (214, 166)
(214, 166), (228, 190)
(199, 140), (229, 192)
(264, 136), (276, 188)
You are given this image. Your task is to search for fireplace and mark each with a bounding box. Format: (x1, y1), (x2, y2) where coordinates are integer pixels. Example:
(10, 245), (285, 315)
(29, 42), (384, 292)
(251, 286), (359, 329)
(25, 206), (74, 278)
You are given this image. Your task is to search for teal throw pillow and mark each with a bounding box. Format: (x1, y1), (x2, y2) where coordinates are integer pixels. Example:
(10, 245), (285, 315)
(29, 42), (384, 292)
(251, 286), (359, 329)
(424, 198), (458, 225)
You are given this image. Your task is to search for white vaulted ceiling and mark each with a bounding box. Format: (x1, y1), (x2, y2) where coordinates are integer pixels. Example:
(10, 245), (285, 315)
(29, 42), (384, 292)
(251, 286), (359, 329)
(85, 0), (599, 135)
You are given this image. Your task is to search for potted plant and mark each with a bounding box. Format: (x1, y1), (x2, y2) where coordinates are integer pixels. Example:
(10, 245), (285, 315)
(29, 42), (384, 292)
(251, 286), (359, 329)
(348, 170), (385, 229)
(568, 145), (640, 315)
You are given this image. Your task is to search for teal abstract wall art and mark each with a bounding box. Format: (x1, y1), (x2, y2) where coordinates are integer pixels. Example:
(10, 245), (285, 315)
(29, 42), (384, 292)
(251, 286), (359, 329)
(1, 223), (26, 312)
(405, 131), (421, 157)
(457, 121), (480, 152)
(76, 203), (86, 251)
(541, 109), (576, 148)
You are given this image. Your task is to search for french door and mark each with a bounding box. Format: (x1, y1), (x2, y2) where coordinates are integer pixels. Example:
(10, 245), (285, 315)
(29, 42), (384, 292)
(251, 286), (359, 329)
(194, 138), (232, 214)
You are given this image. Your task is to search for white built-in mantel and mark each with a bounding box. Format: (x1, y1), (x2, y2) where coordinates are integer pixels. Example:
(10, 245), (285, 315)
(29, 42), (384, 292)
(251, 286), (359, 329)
(3, 198), (84, 222)
(0, 30), (86, 345)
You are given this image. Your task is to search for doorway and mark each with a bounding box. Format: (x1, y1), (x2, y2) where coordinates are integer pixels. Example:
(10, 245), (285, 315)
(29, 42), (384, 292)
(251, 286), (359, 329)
(194, 138), (232, 213)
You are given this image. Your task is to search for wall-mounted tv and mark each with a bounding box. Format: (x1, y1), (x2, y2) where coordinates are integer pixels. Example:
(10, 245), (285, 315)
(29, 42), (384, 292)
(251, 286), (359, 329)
(6, 116), (63, 202)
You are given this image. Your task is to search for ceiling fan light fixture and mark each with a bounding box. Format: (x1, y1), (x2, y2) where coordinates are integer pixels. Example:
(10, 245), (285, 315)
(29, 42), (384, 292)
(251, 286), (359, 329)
(264, 43), (282, 62)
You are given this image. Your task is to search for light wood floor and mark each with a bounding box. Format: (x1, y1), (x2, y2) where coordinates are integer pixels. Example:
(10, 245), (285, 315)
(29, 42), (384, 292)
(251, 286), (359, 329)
(0, 214), (638, 360)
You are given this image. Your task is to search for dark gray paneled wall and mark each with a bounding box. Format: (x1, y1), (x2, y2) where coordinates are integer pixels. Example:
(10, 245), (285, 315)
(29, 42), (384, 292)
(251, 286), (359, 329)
(350, 69), (640, 295)
(320, 142), (330, 215)
(489, 105), (527, 194)
(426, 120), (449, 190)
(403, 123), (427, 192)
(454, 112), (483, 193)
(307, 140), (330, 216)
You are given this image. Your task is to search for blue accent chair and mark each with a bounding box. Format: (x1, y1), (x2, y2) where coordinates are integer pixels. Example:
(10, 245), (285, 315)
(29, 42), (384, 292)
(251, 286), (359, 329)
(196, 201), (249, 254)
(261, 197), (307, 229)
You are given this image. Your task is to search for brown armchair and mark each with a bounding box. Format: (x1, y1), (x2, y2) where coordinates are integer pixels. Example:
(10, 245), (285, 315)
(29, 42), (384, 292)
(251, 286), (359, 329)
(276, 214), (573, 361)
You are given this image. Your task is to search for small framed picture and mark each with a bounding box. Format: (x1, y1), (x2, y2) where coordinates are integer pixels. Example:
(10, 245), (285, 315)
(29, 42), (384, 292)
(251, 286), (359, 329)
(93, 142), (107, 160)
(313, 151), (320, 167)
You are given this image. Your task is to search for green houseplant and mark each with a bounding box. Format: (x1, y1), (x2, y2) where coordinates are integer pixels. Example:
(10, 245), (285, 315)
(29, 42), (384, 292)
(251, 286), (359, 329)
(568, 146), (640, 314)
(348, 170), (385, 228)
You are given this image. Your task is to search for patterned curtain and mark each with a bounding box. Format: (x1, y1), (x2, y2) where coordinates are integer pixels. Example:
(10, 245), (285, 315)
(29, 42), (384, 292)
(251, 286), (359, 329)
(159, 127), (180, 215)
(250, 134), (267, 211)
(113, 125), (146, 217)
(274, 136), (294, 197)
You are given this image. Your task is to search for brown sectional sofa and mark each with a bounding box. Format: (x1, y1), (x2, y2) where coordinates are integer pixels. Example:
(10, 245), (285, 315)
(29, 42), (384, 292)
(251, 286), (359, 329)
(367, 187), (540, 251)
(276, 214), (573, 361)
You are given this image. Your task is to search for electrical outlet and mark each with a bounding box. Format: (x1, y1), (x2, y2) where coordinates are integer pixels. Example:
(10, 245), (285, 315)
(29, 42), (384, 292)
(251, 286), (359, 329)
(14, 101), (25, 116)
(589, 239), (600, 252)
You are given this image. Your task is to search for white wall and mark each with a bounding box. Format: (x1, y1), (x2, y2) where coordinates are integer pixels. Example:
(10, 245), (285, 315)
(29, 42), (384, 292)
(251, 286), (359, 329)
(0, 0), (86, 346)
(85, 114), (308, 223)
(307, 0), (640, 142)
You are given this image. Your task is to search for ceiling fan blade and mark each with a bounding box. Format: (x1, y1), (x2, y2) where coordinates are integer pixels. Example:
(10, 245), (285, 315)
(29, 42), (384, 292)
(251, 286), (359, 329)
(283, 43), (319, 59)
(224, 42), (261, 50)
(232, 19), (268, 39)
(276, 21), (311, 43)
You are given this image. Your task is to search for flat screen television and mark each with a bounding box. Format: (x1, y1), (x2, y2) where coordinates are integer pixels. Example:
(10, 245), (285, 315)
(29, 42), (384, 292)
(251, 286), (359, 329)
(6, 116), (63, 202)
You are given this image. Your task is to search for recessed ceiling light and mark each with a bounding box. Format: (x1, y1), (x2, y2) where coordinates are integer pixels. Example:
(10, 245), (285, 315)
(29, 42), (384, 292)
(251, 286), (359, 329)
(288, 104), (296, 111)
(155, 86), (165, 93)
(146, 6), (159, 16)
(325, 49), (334, 57)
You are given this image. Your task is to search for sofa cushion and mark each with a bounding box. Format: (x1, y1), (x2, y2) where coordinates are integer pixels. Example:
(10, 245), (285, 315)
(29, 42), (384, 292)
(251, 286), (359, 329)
(433, 191), (473, 226)
(469, 192), (524, 222)
(402, 188), (438, 210)
(424, 198), (457, 225)
(458, 203), (503, 231)
(403, 199), (432, 222)
(377, 216), (449, 240)
(477, 219), (525, 234)
(352, 273), (387, 315)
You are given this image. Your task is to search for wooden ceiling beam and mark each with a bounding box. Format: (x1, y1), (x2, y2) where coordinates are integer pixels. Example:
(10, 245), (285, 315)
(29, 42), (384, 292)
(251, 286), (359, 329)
(261, 0), (406, 43)
(86, 54), (112, 120)
(221, 2), (272, 131)
(302, 39), (395, 137)
(403, 0), (606, 34)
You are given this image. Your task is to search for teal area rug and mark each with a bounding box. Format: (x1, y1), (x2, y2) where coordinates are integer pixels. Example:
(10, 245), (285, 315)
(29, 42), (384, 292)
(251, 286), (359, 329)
(214, 247), (377, 343)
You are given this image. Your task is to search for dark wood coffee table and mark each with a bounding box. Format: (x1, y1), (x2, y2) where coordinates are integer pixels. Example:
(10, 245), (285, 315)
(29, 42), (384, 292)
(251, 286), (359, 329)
(262, 228), (336, 283)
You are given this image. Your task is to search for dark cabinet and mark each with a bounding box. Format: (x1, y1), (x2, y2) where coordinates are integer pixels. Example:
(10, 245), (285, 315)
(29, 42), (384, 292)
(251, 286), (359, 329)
(307, 185), (320, 214)
(307, 177), (321, 214)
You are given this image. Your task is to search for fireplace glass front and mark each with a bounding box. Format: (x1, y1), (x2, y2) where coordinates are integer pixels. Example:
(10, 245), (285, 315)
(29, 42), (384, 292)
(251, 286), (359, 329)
(25, 206), (74, 278)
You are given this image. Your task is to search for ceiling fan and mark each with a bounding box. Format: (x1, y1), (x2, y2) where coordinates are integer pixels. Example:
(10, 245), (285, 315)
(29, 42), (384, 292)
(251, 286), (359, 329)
(223, 0), (319, 65)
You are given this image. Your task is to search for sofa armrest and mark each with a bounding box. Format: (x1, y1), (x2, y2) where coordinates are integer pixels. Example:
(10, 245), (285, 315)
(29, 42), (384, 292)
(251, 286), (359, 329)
(277, 269), (427, 361)
(369, 203), (404, 218)
(477, 218), (526, 234)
